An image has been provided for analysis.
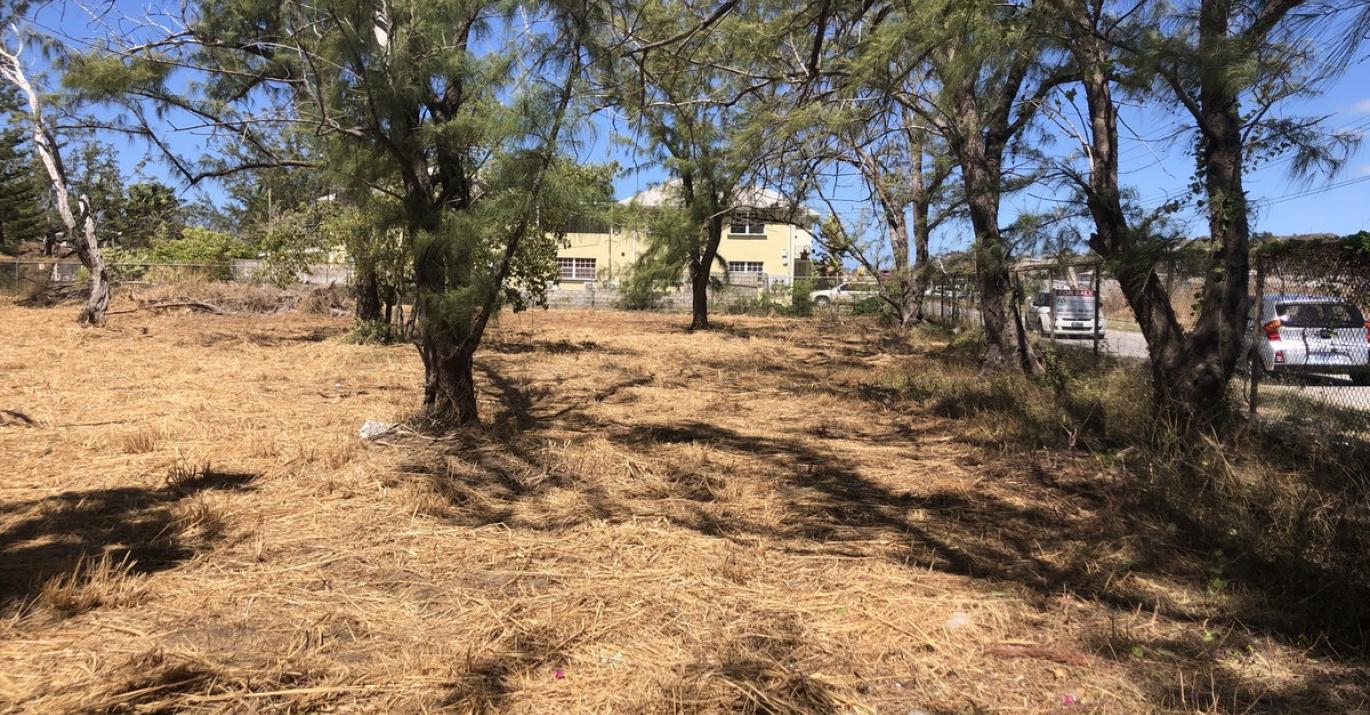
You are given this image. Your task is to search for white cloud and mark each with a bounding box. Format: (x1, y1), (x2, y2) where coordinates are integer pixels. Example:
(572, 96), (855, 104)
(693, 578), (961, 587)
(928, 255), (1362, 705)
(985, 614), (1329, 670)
(1354, 98), (1370, 114)
(1360, 164), (1370, 177)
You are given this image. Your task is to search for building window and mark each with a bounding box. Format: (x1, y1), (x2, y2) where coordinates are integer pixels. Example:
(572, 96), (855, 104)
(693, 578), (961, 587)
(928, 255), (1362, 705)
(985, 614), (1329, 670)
(557, 257), (596, 280)
(729, 220), (766, 236)
(728, 261), (765, 274)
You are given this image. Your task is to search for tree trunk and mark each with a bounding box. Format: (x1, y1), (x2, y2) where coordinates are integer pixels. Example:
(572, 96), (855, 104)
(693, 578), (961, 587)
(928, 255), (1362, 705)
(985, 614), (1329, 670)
(690, 259), (710, 330)
(73, 199), (109, 325)
(910, 195), (932, 322)
(421, 339), (478, 426)
(1071, 13), (1193, 422)
(690, 215), (724, 331)
(408, 186), (481, 427)
(2, 46), (109, 324)
(885, 204), (916, 327)
(1069, 0), (1250, 430)
(1167, 1), (1251, 427)
(355, 266), (383, 323)
(908, 141), (932, 323)
(959, 136), (1038, 374)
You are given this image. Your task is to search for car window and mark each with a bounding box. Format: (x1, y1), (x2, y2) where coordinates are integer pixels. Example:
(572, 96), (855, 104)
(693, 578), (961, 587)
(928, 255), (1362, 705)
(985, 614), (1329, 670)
(1277, 302), (1364, 328)
(1054, 295), (1094, 312)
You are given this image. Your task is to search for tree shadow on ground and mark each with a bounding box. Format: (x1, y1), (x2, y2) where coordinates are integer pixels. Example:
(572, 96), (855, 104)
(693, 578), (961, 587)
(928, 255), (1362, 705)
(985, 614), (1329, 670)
(620, 422), (1370, 712)
(410, 362), (1370, 713)
(0, 469), (255, 612)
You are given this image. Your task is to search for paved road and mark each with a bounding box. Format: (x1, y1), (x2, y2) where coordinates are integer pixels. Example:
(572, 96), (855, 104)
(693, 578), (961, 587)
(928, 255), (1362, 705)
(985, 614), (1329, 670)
(1044, 329), (1370, 413)
(1038, 328), (1146, 358)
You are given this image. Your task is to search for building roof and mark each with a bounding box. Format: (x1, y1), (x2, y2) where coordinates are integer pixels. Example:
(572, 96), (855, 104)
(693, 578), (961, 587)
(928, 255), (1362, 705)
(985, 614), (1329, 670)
(618, 181), (817, 223)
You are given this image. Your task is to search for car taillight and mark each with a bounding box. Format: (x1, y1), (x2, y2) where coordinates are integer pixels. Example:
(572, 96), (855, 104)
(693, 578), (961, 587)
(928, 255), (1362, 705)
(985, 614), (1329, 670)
(1263, 319), (1282, 342)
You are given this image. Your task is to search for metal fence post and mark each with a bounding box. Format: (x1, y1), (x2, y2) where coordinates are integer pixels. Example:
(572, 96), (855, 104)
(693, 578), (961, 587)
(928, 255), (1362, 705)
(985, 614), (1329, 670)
(938, 276), (944, 323)
(1248, 254), (1265, 419)
(1047, 267), (1057, 340)
(1092, 264), (1101, 359)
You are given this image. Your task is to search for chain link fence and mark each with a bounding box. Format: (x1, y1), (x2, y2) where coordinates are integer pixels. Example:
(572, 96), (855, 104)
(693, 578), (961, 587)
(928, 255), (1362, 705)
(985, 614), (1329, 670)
(1247, 240), (1370, 441)
(0, 258), (354, 296)
(922, 249), (1370, 445)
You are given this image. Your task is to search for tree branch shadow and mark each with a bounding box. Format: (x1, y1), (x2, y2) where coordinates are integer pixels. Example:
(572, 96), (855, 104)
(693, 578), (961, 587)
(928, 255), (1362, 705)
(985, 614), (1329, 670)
(0, 469), (255, 612)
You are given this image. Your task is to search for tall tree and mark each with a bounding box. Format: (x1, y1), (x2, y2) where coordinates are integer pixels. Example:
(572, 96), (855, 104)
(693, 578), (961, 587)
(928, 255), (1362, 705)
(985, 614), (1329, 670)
(2, 27), (110, 324)
(71, 0), (608, 425)
(1055, 0), (1367, 428)
(0, 124), (45, 254)
(601, 0), (804, 331)
(805, 94), (960, 326)
(896, 0), (1069, 373)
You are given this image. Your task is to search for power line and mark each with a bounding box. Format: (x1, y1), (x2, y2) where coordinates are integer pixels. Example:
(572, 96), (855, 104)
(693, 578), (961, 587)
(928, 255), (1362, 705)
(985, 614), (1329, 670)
(1253, 173), (1370, 208)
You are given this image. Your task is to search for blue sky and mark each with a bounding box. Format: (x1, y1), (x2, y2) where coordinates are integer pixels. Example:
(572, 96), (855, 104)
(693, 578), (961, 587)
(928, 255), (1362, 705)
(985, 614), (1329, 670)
(22, 0), (1370, 256)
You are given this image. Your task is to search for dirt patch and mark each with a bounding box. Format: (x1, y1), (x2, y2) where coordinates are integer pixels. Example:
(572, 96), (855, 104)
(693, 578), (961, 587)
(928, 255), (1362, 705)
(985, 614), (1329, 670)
(1, 305), (1366, 713)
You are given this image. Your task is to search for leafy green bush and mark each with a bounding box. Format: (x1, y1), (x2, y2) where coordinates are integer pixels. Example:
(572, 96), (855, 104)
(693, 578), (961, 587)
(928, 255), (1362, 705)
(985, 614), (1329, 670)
(787, 280), (813, 317)
(107, 227), (254, 280)
(345, 318), (395, 344)
(618, 279), (664, 310)
(850, 296), (888, 317)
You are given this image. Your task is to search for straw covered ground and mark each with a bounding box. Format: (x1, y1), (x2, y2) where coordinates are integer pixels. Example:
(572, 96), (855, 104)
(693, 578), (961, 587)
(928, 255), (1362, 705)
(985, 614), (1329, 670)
(2, 301), (1368, 713)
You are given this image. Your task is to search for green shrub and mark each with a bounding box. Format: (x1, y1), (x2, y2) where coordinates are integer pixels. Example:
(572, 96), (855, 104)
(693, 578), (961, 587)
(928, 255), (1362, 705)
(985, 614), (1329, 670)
(850, 296), (888, 317)
(617, 280), (664, 310)
(346, 318), (395, 344)
(108, 228), (253, 281)
(787, 280), (813, 317)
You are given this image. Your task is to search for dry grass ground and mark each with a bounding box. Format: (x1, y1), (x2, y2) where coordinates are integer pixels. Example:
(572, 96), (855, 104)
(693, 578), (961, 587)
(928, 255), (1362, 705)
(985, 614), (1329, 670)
(2, 301), (1368, 713)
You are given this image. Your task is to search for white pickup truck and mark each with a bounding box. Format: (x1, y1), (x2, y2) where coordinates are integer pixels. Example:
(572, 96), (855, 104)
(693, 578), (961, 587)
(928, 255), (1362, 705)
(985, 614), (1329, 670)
(811, 282), (880, 306)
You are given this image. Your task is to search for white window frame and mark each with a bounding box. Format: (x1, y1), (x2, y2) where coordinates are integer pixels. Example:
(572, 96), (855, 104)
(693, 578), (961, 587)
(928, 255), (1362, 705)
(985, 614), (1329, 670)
(557, 257), (596, 281)
(728, 261), (765, 274)
(728, 219), (766, 236)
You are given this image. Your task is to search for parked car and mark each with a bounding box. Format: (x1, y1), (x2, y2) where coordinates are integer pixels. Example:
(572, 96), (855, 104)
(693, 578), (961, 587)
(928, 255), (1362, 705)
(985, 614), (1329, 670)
(1246, 293), (1370, 386)
(811, 281), (879, 306)
(1029, 288), (1106, 337)
(923, 286), (965, 300)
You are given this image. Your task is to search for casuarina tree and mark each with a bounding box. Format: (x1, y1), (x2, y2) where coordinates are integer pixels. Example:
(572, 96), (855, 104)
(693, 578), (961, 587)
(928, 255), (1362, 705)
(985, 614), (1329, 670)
(67, 0), (611, 425)
(1052, 0), (1368, 429)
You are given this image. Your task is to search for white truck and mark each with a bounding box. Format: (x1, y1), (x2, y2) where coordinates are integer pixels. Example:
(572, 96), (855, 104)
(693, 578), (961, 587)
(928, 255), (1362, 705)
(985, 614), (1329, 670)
(1029, 287), (1107, 338)
(811, 281), (880, 306)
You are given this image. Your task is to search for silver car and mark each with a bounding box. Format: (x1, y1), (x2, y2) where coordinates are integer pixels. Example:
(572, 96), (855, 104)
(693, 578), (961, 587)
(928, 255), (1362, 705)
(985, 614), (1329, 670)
(1247, 294), (1370, 386)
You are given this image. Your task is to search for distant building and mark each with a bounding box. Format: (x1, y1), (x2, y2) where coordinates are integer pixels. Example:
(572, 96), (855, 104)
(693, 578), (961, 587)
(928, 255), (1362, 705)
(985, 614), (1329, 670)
(553, 183), (817, 290)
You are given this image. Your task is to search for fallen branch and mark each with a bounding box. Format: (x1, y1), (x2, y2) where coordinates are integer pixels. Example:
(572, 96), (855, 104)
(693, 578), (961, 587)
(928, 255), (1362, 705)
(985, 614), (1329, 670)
(983, 642), (1092, 666)
(1, 409), (38, 427)
(109, 300), (229, 316)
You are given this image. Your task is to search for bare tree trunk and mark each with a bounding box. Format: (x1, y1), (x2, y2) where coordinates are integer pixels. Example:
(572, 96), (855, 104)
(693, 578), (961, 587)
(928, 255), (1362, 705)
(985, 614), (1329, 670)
(958, 131), (1038, 374)
(1067, 0), (1255, 430)
(884, 200), (916, 327)
(73, 199), (110, 325)
(910, 193), (932, 322)
(422, 339), (478, 425)
(355, 266), (382, 323)
(1069, 1), (1188, 411)
(690, 216), (723, 331)
(2, 40), (109, 325)
(908, 137), (933, 323)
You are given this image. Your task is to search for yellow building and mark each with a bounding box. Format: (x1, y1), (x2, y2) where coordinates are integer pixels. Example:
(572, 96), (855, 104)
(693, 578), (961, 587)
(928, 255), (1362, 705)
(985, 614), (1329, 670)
(552, 184), (816, 290)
